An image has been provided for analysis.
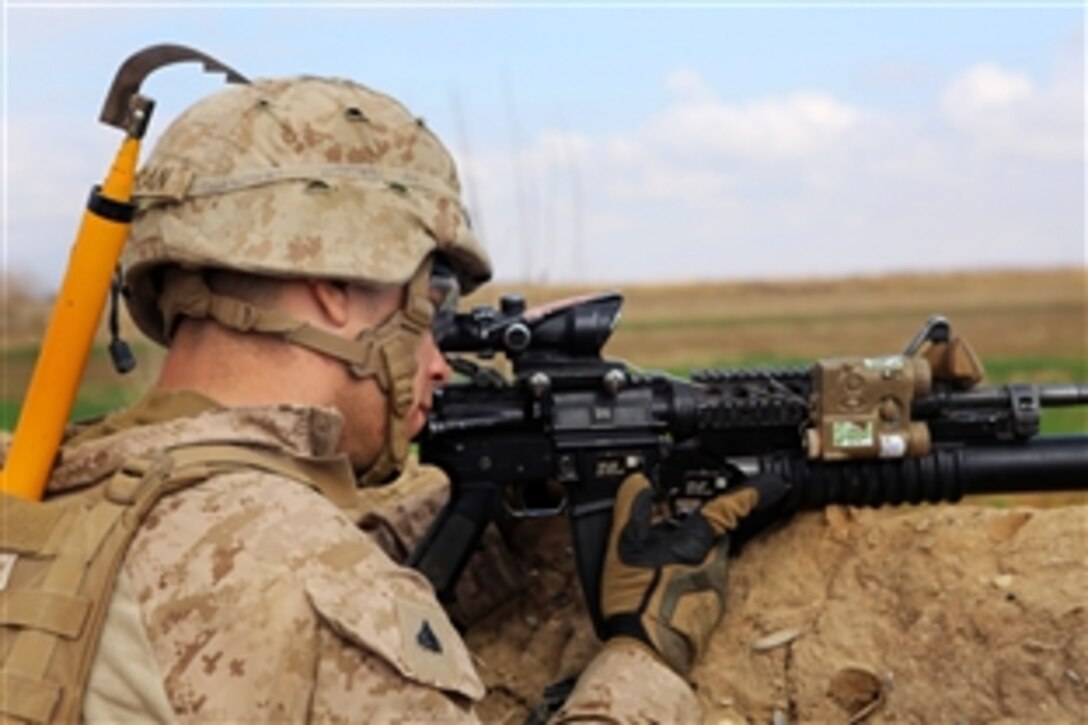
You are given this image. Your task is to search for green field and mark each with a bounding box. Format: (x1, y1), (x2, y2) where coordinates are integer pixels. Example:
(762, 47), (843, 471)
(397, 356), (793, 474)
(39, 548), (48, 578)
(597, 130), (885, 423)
(0, 342), (163, 430)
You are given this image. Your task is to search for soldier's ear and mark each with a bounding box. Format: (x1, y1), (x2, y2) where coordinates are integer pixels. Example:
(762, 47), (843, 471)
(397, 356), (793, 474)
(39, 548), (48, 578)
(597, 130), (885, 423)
(309, 279), (352, 329)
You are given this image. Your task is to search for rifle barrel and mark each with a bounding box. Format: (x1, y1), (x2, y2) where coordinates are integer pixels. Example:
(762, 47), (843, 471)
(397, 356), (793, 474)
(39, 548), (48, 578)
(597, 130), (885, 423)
(1038, 383), (1088, 406)
(763, 436), (1087, 511)
(931, 383), (1088, 409)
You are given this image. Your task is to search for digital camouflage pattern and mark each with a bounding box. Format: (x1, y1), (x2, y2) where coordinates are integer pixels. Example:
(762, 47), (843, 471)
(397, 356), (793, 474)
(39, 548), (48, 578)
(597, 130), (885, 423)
(41, 389), (699, 721)
(555, 640), (701, 722)
(52, 389), (482, 721)
(123, 76), (492, 345)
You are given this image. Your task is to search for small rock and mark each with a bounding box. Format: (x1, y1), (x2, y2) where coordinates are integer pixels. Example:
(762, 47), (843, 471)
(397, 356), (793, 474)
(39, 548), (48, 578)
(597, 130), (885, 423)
(524, 615), (539, 628)
(993, 574), (1014, 590)
(772, 709), (789, 725)
(824, 505), (854, 542)
(986, 511), (1032, 542)
(828, 666), (885, 722)
(752, 628), (803, 652)
(1066, 669), (1084, 687)
(1023, 639), (1060, 653)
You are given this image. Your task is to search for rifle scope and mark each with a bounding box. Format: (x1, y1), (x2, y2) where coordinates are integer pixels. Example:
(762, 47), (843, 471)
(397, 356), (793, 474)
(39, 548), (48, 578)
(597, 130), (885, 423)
(438, 293), (622, 359)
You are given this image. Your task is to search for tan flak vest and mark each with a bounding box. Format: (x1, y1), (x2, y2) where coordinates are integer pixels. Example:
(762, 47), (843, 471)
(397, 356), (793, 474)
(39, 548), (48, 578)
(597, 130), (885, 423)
(0, 443), (350, 723)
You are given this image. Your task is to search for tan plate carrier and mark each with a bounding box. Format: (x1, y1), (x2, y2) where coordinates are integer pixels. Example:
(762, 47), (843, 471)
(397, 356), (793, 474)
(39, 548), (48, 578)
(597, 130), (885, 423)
(0, 444), (331, 723)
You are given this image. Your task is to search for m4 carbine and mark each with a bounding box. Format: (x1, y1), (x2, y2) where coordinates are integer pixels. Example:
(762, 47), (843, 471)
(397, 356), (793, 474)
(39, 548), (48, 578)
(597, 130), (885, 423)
(409, 293), (1087, 636)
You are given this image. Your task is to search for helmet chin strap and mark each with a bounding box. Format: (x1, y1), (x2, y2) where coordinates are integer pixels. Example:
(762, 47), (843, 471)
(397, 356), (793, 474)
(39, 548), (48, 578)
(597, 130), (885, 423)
(158, 259), (436, 485)
(354, 260), (434, 486)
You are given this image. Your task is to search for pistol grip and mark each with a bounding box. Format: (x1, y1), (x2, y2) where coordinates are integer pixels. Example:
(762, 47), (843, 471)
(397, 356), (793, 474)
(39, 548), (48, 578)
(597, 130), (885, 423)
(569, 500), (615, 640)
(409, 482), (501, 603)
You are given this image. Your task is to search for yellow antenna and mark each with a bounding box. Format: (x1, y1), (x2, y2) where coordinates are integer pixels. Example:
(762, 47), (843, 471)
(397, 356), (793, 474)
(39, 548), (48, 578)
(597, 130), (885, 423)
(1, 45), (247, 500)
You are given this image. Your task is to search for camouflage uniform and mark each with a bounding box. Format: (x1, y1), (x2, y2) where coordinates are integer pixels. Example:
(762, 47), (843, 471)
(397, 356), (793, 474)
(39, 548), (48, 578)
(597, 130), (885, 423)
(45, 75), (700, 721)
(58, 389), (699, 721)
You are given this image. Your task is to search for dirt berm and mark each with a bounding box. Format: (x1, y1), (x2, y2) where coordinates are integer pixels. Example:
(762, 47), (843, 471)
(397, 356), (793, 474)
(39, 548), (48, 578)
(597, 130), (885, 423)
(465, 504), (1087, 723)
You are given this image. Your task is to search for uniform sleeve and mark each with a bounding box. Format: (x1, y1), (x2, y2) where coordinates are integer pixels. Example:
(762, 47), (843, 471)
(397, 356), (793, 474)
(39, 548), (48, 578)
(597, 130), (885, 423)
(555, 640), (701, 723)
(119, 468), (487, 721)
(310, 620), (479, 722)
(302, 531), (487, 722)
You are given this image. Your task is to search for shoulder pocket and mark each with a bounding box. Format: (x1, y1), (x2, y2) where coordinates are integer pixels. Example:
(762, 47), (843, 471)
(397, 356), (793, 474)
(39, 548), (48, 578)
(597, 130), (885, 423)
(304, 565), (484, 702)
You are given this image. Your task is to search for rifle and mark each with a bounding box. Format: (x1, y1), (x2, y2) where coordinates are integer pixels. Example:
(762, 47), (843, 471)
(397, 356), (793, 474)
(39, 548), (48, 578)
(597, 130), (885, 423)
(408, 292), (1088, 636)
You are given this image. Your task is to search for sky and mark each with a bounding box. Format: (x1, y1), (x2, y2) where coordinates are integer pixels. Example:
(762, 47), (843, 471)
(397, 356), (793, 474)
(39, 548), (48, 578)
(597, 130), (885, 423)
(2, 2), (1084, 292)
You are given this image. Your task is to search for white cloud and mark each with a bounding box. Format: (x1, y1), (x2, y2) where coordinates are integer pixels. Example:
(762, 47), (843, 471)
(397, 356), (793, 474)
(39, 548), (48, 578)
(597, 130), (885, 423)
(462, 62), (1082, 284)
(6, 59), (1082, 291)
(646, 88), (865, 162)
(940, 62), (1082, 161)
(943, 63), (1032, 112)
(604, 137), (646, 166)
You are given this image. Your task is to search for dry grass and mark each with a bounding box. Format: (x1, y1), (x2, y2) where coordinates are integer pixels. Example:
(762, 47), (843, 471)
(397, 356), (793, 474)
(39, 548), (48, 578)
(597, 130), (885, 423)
(477, 268), (1086, 368)
(0, 279), (52, 349)
(2, 265), (1084, 411)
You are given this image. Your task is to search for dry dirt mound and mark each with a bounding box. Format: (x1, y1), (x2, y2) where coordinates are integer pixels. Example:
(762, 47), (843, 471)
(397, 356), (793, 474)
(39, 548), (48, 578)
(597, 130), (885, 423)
(466, 505), (1087, 723)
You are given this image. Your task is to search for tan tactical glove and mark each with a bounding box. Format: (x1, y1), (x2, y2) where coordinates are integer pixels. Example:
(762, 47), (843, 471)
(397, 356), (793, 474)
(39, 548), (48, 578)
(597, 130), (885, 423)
(600, 473), (781, 675)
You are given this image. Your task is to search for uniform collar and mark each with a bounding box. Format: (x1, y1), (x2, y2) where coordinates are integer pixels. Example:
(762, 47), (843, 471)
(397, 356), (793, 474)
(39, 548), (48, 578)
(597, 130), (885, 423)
(48, 388), (347, 494)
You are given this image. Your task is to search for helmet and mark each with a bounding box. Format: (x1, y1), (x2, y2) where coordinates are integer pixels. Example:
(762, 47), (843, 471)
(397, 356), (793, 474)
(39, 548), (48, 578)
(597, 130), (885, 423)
(124, 75), (491, 345)
(122, 76), (491, 485)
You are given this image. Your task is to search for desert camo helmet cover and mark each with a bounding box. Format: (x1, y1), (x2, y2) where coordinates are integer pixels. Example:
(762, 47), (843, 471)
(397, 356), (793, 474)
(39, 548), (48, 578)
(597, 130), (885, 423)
(124, 76), (492, 483)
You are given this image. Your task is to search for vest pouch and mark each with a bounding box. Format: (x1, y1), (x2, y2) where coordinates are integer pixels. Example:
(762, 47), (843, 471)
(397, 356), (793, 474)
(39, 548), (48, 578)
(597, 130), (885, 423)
(0, 462), (156, 724)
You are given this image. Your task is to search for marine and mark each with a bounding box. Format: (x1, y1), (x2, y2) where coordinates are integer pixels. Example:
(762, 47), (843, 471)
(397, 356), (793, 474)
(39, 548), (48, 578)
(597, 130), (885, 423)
(9, 75), (766, 721)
